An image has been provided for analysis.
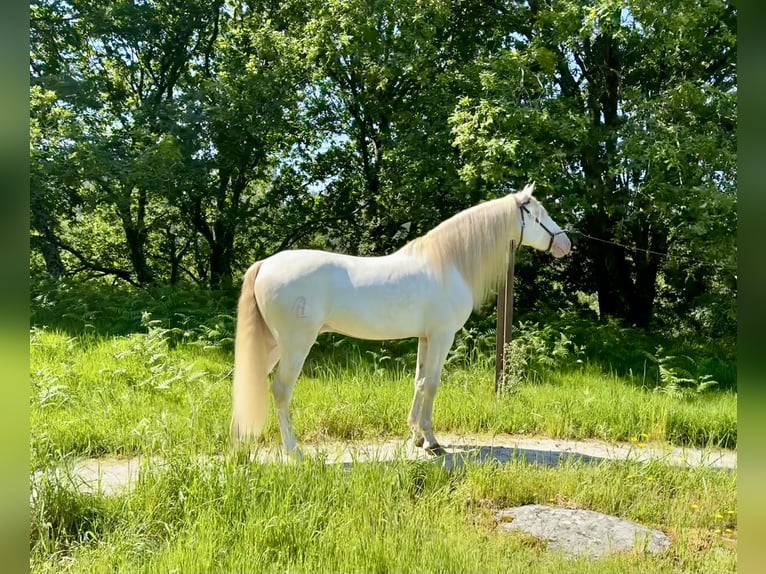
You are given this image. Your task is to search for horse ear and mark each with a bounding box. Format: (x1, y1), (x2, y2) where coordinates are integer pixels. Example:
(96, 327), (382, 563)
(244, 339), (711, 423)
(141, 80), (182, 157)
(517, 182), (535, 202)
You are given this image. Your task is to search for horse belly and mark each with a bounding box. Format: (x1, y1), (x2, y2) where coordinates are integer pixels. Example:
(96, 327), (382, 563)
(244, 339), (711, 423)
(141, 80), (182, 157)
(323, 289), (431, 340)
(325, 273), (462, 339)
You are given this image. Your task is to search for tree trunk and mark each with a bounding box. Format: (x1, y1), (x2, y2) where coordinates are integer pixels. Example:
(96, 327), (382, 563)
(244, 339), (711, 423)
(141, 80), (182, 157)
(209, 241), (233, 289)
(117, 187), (153, 286)
(207, 172), (247, 289)
(35, 228), (66, 278)
(628, 221), (666, 328)
(630, 263), (658, 328)
(576, 27), (666, 328)
(122, 225), (153, 285)
(30, 191), (66, 277)
(586, 212), (632, 322)
(166, 229), (181, 285)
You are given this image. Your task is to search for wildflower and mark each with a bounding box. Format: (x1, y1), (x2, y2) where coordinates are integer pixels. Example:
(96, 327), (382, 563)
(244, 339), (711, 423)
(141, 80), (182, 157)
(646, 476), (654, 481)
(716, 513), (724, 520)
(726, 510), (735, 515)
(715, 528), (722, 534)
(691, 504), (699, 510)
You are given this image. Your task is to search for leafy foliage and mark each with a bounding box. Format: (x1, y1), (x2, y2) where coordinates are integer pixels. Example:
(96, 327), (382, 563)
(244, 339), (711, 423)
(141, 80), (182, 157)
(30, 0), (736, 337)
(30, 276), (238, 339)
(493, 306), (735, 395)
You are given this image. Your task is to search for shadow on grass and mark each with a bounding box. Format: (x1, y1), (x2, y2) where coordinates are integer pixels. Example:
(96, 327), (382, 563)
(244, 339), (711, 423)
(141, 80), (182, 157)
(437, 444), (605, 470)
(431, 442), (735, 473)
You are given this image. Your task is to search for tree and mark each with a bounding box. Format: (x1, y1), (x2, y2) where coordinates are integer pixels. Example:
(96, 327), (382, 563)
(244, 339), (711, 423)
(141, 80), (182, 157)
(31, 0), (224, 285)
(168, 1), (306, 287)
(449, 0), (736, 328)
(30, 87), (77, 278)
(300, 0), (512, 255)
(29, 0), (736, 337)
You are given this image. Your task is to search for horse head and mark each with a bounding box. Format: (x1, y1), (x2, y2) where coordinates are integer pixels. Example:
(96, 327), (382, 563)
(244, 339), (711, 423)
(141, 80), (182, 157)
(514, 183), (571, 258)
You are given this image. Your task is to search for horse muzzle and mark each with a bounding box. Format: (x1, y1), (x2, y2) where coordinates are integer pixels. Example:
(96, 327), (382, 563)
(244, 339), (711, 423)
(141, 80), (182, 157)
(550, 233), (571, 258)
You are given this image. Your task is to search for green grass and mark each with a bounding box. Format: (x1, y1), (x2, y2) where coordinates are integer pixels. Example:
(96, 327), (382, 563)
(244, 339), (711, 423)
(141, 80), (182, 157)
(30, 328), (736, 469)
(30, 328), (233, 460)
(30, 451), (736, 574)
(29, 281), (737, 573)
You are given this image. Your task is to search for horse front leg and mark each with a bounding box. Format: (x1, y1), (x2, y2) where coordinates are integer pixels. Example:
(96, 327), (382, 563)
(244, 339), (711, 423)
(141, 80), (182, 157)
(415, 332), (454, 456)
(407, 337), (429, 448)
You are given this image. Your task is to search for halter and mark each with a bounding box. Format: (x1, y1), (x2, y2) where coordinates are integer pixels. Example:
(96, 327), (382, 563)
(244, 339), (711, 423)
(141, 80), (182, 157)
(518, 201), (566, 253)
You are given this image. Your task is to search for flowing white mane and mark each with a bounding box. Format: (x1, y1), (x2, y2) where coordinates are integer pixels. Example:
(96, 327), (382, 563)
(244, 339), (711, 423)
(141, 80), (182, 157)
(402, 188), (536, 309)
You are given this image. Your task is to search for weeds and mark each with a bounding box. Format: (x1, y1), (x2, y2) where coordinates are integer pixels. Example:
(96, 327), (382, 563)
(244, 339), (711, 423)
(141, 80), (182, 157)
(30, 468), (113, 557)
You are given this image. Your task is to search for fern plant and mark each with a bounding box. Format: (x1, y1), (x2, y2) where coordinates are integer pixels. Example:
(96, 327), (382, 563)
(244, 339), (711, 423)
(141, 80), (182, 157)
(643, 346), (719, 398)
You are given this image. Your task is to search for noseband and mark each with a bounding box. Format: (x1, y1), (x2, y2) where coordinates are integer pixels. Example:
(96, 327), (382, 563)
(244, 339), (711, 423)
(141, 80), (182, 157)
(518, 201), (566, 252)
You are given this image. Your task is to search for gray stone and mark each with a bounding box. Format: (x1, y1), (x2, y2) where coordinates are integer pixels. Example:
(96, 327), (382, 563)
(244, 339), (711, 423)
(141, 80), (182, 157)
(496, 504), (671, 558)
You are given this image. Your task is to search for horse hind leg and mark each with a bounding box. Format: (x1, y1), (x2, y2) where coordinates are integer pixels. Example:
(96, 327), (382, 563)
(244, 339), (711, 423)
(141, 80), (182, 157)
(266, 342), (280, 374)
(271, 336), (314, 457)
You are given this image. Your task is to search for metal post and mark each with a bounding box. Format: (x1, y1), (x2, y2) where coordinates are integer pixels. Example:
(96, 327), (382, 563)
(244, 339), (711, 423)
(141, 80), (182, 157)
(495, 241), (516, 392)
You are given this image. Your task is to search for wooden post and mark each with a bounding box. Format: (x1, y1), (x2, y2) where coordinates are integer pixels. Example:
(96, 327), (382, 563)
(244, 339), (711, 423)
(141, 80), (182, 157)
(495, 241), (516, 392)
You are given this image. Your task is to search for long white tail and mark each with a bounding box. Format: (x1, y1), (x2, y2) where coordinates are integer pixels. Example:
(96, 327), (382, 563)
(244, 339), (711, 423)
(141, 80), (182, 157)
(231, 260), (271, 444)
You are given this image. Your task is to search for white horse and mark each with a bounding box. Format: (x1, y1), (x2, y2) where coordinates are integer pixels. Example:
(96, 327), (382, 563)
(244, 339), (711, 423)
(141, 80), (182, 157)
(232, 183), (571, 455)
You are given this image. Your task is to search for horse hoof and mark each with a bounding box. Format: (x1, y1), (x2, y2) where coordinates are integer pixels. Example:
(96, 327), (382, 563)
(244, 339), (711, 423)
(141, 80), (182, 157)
(425, 443), (446, 456)
(413, 436), (425, 448)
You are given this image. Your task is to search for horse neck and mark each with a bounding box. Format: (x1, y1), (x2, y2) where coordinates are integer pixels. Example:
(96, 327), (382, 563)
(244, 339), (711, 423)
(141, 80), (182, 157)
(404, 196), (519, 308)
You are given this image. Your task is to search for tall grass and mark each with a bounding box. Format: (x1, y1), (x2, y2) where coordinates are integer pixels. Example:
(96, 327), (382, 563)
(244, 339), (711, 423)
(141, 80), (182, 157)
(30, 325), (736, 471)
(31, 451), (736, 574)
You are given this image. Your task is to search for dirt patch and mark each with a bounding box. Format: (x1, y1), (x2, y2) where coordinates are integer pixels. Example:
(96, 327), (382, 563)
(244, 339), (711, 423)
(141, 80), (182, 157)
(70, 455), (154, 496)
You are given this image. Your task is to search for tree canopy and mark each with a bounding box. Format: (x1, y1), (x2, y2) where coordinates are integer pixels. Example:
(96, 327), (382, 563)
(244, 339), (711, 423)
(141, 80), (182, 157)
(30, 0), (736, 335)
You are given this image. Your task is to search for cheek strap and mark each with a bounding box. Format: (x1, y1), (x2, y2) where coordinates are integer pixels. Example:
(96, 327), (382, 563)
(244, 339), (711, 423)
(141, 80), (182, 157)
(520, 202), (565, 252)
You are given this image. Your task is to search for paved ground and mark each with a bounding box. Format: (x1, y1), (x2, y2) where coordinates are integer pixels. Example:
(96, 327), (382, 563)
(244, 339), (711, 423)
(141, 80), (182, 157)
(65, 432), (736, 496)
